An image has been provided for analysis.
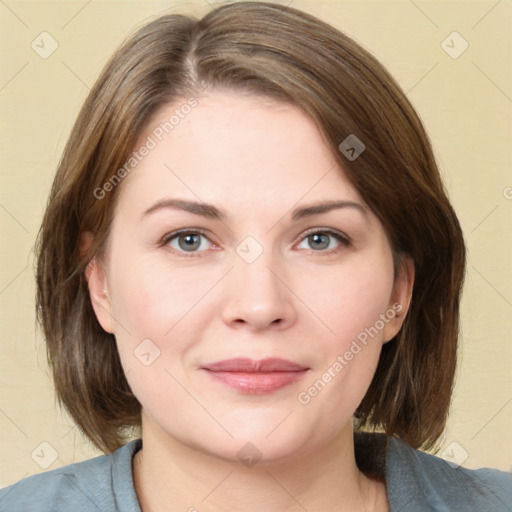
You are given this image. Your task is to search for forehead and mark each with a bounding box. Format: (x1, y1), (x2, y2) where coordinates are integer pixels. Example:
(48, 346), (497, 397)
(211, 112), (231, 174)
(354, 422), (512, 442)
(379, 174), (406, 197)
(117, 91), (363, 212)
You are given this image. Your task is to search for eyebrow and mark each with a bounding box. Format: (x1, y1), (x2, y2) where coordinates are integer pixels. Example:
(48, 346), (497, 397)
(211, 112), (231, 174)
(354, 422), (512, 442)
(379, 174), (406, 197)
(142, 198), (367, 221)
(290, 200), (367, 220)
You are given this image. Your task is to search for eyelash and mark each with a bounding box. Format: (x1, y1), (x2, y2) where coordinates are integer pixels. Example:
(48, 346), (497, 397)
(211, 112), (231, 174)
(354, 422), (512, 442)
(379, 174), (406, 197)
(160, 228), (351, 258)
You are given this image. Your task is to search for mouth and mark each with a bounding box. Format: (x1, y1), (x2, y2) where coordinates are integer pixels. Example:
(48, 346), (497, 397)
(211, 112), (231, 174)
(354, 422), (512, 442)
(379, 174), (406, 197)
(200, 357), (310, 394)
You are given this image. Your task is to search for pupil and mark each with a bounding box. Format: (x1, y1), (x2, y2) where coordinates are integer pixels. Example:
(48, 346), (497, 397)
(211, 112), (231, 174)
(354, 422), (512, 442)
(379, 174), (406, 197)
(311, 233), (328, 250)
(180, 234), (200, 251)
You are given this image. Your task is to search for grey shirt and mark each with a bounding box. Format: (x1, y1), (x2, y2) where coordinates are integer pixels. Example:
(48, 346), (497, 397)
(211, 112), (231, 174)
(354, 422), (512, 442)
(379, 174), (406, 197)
(1, 435), (511, 511)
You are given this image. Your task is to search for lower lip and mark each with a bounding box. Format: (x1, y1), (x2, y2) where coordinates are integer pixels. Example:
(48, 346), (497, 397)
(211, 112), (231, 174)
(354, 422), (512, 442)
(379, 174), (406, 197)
(203, 370), (309, 394)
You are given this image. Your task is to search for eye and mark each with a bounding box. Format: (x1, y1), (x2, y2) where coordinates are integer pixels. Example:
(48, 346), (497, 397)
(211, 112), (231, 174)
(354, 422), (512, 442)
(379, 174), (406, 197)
(162, 229), (214, 256)
(161, 228), (350, 257)
(296, 229), (350, 254)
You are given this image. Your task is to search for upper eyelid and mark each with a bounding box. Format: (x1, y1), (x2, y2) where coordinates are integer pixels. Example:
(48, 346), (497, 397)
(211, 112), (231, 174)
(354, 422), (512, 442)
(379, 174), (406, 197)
(300, 227), (351, 242)
(161, 228), (213, 245)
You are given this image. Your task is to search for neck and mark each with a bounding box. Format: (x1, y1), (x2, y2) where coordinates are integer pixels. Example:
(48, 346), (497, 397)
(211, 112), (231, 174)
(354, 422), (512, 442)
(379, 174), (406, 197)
(132, 413), (387, 512)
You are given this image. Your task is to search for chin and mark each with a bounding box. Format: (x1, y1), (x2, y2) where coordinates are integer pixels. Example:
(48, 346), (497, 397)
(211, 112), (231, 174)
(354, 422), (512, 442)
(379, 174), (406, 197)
(203, 438), (310, 467)
(183, 418), (320, 467)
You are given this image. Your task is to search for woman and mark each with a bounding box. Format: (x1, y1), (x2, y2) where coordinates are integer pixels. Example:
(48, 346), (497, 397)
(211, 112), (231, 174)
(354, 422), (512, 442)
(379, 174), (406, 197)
(1, 2), (510, 511)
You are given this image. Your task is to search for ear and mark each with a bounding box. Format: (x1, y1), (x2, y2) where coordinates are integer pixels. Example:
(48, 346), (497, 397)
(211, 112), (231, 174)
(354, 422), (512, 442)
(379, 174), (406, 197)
(81, 232), (115, 334)
(382, 255), (415, 343)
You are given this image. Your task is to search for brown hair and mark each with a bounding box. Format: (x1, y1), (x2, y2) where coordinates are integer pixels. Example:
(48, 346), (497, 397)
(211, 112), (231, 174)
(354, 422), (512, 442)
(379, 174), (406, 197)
(36, 1), (465, 454)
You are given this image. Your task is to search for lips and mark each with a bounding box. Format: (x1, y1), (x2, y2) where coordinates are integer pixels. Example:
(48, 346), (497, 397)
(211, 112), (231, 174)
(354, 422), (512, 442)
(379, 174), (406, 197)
(202, 357), (308, 372)
(201, 358), (309, 394)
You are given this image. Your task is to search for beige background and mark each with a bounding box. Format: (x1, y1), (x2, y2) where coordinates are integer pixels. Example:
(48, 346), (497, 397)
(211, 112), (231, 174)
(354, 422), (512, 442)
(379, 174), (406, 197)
(0, 0), (511, 486)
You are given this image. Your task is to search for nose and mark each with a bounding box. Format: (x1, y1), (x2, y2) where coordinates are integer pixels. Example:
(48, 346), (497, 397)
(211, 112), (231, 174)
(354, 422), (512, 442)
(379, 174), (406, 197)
(221, 253), (297, 332)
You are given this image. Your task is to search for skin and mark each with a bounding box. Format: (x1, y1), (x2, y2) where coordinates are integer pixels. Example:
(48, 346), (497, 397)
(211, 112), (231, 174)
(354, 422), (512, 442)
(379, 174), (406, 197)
(86, 90), (414, 512)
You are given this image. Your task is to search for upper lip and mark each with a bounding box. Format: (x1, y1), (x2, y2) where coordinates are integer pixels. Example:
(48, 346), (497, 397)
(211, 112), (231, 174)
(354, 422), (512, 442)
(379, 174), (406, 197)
(201, 358), (308, 372)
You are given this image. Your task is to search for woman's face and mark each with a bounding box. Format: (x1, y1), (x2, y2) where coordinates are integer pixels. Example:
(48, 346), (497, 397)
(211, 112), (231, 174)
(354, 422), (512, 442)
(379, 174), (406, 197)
(88, 90), (412, 464)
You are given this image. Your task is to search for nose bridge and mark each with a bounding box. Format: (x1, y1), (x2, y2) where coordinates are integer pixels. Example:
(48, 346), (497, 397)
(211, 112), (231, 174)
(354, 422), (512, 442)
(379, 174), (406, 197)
(221, 238), (295, 330)
(235, 249), (279, 296)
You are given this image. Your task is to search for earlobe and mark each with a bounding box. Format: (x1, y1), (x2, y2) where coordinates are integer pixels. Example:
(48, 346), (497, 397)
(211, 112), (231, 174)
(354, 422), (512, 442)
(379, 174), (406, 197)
(85, 257), (115, 334)
(383, 256), (415, 342)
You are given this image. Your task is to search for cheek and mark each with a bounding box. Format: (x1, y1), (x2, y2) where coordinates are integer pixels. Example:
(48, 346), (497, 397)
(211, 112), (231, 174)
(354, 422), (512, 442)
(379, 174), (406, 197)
(292, 252), (394, 416)
(108, 251), (213, 335)
(298, 253), (395, 348)
(106, 250), (225, 391)
(106, 256), (197, 408)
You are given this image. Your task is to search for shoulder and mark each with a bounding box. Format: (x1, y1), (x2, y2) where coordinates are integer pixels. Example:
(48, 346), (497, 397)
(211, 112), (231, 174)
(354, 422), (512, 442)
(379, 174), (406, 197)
(0, 439), (142, 512)
(386, 436), (512, 511)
